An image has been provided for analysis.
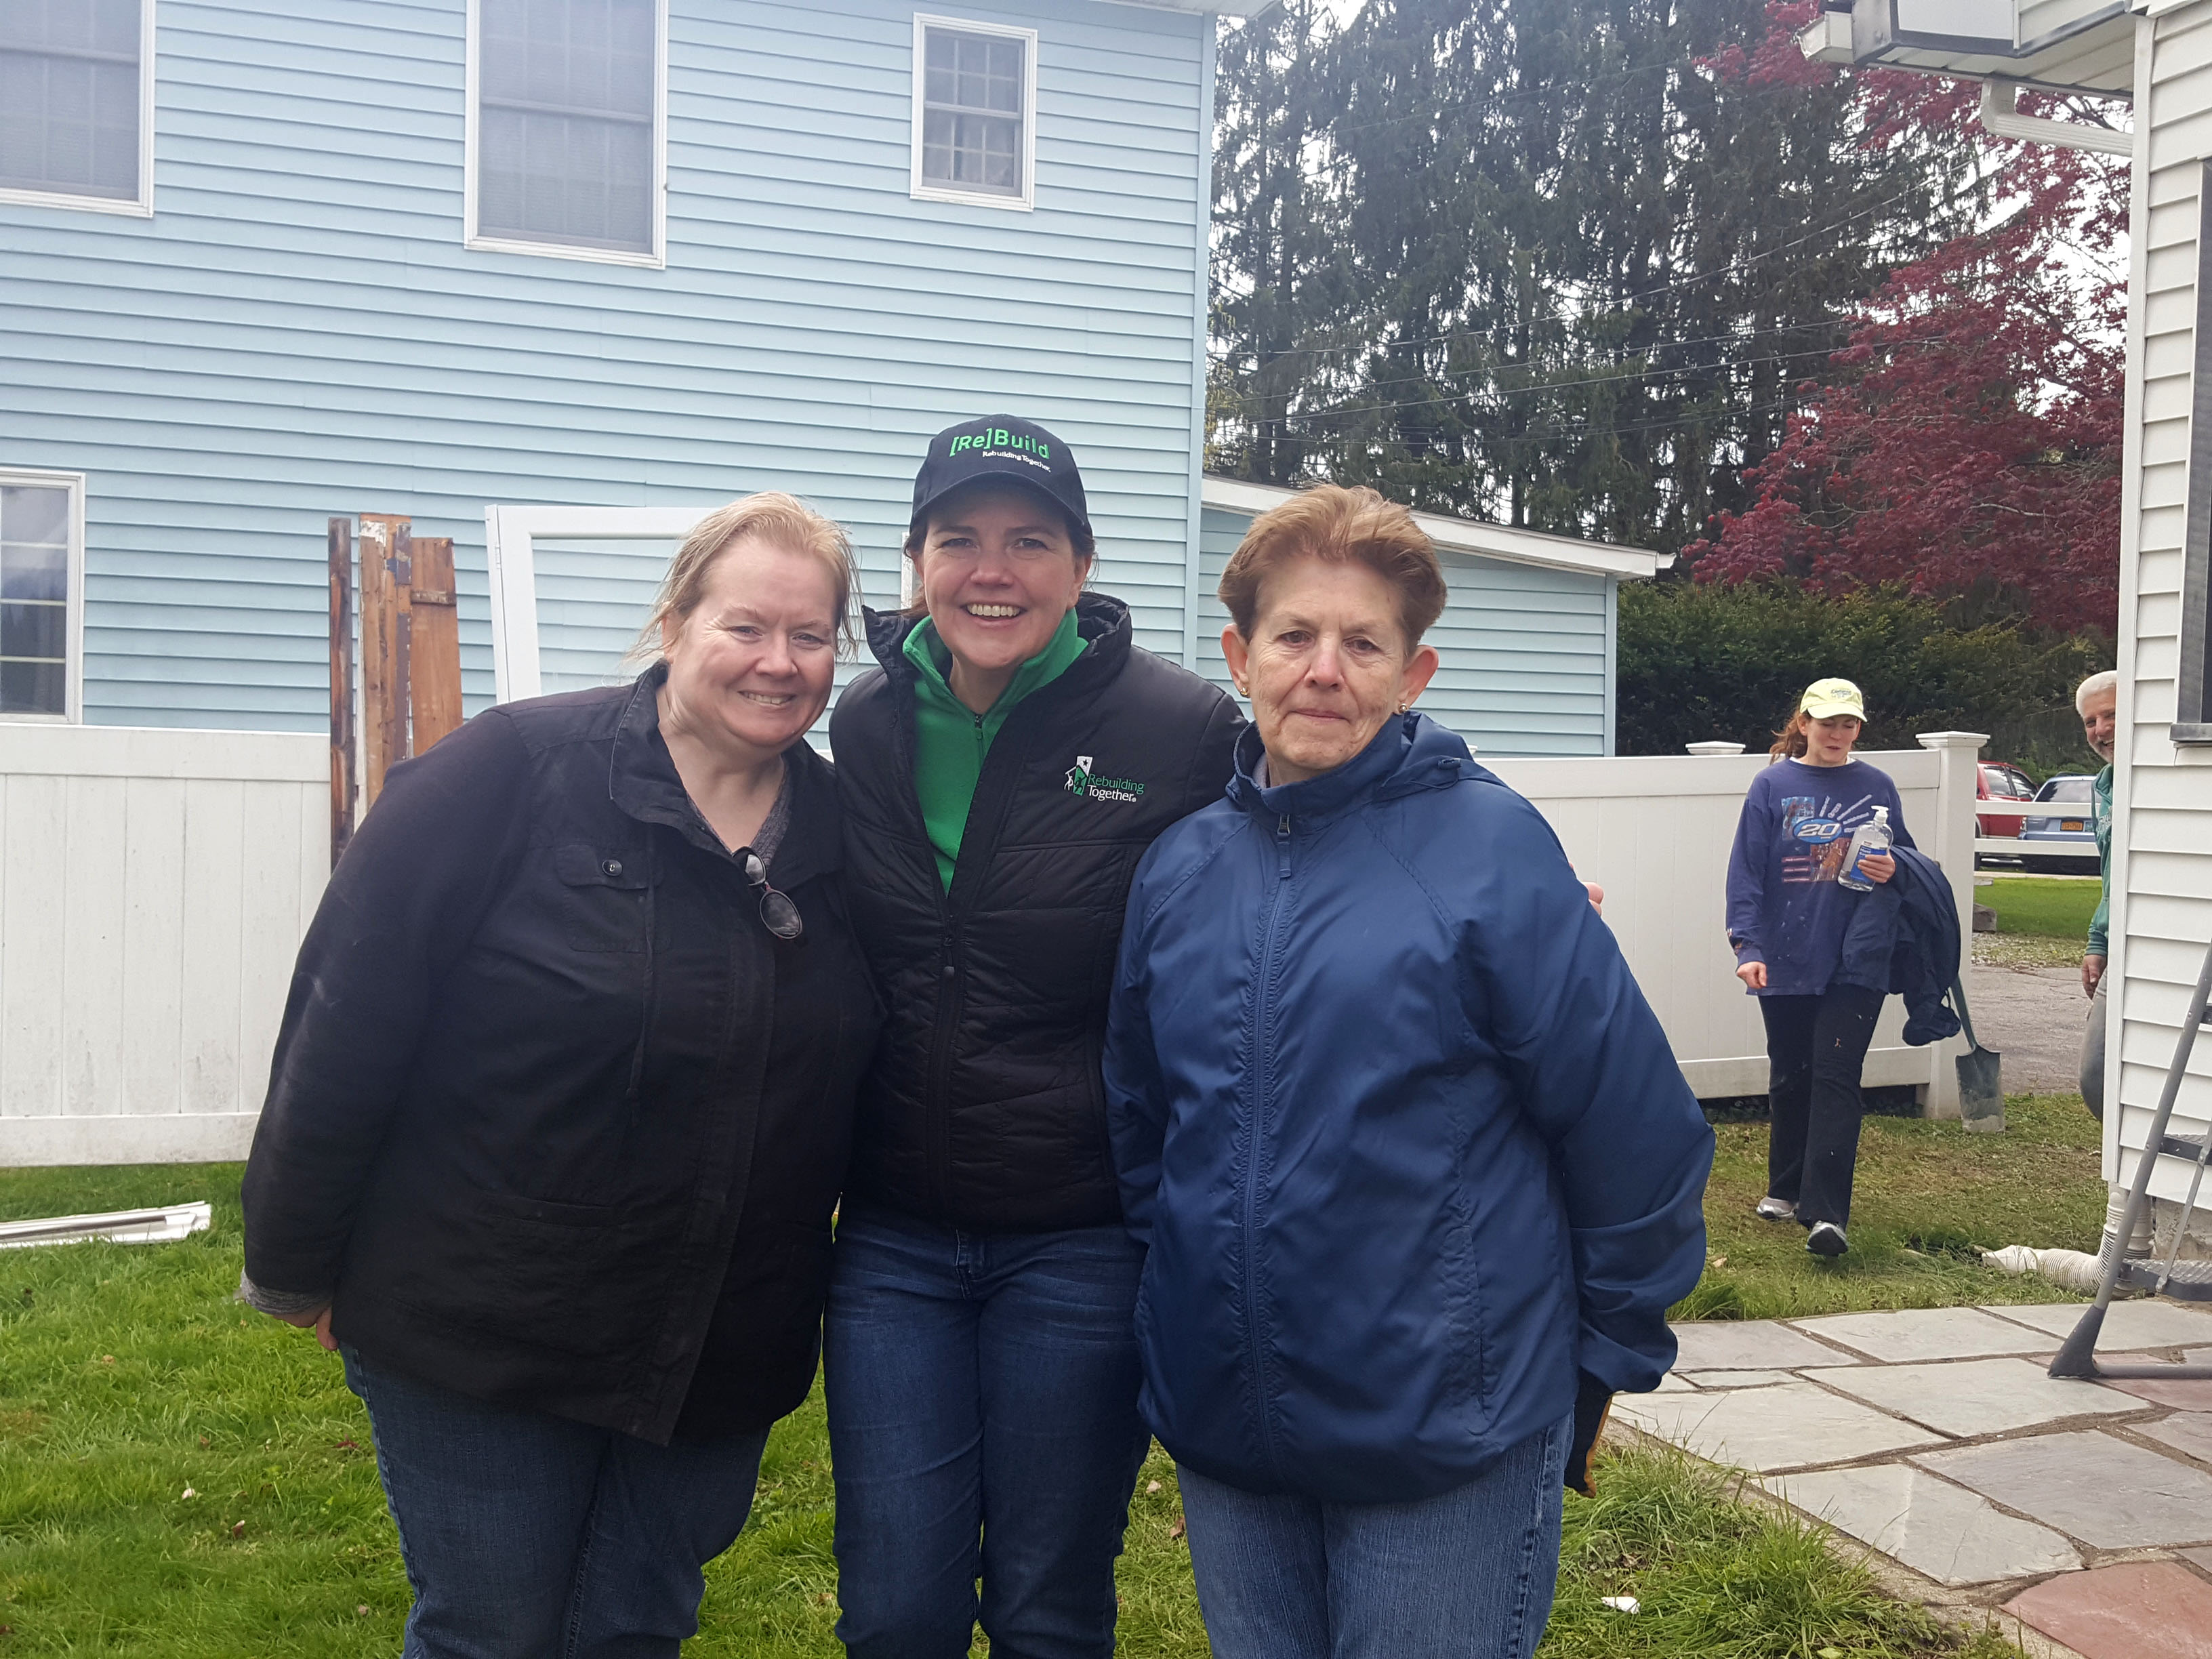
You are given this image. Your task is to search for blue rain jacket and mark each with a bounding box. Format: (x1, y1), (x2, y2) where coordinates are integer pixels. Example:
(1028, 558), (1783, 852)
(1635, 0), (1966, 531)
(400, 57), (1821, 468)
(1835, 845), (1963, 1046)
(1104, 714), (1714, 1504)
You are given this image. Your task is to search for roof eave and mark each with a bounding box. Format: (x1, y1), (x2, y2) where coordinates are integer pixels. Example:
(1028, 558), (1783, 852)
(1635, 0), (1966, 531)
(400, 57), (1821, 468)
(1200, 476), (1664, 580)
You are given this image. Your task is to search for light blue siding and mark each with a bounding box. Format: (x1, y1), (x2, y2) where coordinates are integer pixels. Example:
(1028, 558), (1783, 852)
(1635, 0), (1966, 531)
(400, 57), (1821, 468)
(1196, 505), (1615, 758)
(0, 0), (1208, 730)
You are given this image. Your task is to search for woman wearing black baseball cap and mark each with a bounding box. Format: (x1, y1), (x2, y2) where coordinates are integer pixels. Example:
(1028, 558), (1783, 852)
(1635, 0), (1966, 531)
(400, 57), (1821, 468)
(826, 416), (1241, 1657)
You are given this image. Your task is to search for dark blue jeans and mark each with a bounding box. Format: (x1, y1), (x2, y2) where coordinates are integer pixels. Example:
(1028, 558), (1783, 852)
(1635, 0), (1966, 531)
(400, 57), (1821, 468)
(343, 1347), (769, 1659)
(1760, 983), (1885, 1228)
(1177, 1412), (1572, 1659)
(823, 1200), (1151, 1659)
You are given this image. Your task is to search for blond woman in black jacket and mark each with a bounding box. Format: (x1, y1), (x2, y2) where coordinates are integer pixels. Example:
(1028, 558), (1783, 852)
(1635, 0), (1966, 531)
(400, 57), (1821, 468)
(241, 495), (881, 1659)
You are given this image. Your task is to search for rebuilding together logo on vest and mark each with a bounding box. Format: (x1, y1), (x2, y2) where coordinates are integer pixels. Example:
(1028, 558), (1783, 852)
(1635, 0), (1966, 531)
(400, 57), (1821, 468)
(1065, 755), (1145, 804)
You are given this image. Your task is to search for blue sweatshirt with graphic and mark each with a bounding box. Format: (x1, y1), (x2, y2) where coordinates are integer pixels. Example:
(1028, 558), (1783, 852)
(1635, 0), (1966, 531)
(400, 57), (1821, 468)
(1726, 758), (1916, 998)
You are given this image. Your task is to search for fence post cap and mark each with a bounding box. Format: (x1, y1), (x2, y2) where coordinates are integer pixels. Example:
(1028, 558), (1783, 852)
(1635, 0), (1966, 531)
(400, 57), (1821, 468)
(1685, 741), (1747, 756)
(1915, 731), (1990, 751)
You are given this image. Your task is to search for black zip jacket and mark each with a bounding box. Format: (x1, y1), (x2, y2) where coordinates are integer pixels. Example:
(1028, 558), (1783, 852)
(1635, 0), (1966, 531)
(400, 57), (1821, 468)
(830, 592), (1242, 1233)
(241, 668), (880, 1444)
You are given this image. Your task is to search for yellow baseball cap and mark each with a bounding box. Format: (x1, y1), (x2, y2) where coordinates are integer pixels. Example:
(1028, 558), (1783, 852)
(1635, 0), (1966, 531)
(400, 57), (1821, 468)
(1799, 678), (1865, 720)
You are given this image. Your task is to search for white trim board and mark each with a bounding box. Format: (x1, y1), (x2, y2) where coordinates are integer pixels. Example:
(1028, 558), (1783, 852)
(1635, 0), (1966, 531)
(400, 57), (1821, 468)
(1200, 476), (1668, 581)
(0, 1115), (260, 1168)
(0, 722), (323, 781)
(484, 504), (710, 702)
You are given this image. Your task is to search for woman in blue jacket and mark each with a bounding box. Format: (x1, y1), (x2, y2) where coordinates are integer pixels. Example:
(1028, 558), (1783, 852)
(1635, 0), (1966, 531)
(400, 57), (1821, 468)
(1101, 485), (1713, 1659)
(1726, 679), (1906, 1260)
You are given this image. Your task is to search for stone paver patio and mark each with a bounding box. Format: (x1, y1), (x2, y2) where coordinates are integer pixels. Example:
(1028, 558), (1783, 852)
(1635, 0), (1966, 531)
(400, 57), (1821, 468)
(1616, 1299), (2212, 1658)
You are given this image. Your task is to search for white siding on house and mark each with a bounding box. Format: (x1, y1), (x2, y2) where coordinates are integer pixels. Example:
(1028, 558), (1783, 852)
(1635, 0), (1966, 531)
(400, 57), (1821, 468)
(0, 0), (1210, 730)
(2112, 0), (2212, 1201)
(1193, 504), (1616, 757)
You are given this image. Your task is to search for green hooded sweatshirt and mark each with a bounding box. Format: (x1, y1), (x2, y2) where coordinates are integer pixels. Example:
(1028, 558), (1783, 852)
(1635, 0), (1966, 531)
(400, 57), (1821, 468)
(905, 607), (1086, 890)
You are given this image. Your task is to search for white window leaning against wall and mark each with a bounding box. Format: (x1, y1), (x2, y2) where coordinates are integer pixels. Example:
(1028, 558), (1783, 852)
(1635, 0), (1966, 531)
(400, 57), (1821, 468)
(466, 0), (667, 266)
(911, 14), (1037, 211)
(0, 471), (84, 722)
(0, 0), (155, 216)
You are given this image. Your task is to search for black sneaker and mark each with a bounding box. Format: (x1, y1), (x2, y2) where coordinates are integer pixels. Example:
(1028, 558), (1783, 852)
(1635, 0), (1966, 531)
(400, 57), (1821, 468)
(1806, 1222), (1848, 1258)
(1755, 1196), (1796, 1223)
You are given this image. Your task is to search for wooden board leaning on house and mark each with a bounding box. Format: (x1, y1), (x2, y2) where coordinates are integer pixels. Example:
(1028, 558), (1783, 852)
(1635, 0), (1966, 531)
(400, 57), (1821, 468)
(331, 514), (465, 861)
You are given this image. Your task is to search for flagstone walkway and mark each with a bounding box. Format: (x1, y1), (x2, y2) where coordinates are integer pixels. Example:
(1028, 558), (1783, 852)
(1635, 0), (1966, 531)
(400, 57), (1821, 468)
(1618, 1299), (2212, 1659)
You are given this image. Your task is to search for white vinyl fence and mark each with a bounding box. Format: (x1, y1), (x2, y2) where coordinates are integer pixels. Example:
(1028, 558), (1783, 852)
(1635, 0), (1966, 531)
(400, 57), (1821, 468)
(1487, 733), (1984, 1116)
(0, 723), (1982, 1166)
(0, 724), (326, 1166)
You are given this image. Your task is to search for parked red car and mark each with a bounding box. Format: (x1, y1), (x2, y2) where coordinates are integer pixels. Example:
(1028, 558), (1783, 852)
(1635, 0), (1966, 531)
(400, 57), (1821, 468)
(1977, 762), (2036, 838)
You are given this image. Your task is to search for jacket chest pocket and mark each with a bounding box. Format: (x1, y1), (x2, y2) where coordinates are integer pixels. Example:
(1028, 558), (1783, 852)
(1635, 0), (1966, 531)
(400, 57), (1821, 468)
(554, 843), (655, 953)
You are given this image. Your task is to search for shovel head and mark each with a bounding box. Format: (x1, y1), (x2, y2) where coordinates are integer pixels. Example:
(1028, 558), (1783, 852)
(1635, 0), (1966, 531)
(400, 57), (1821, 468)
(1957, 1042), (2003, 1131)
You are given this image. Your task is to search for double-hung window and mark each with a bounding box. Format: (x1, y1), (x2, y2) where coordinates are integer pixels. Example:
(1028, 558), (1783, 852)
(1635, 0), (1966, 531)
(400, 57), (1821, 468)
(0, 471), (82, 722)
(0, 0), (154, 214)
(468, 0), (665, 264)
(911, 16), (1036, 211)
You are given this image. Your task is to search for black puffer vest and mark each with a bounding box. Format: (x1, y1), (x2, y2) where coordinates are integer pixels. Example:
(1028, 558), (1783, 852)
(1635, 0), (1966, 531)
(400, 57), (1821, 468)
(830, 593), (1242, 1232)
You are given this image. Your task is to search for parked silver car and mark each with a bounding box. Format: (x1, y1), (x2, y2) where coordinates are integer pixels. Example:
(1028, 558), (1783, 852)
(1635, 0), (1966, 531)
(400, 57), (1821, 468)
(2018, 774), (2100, 874)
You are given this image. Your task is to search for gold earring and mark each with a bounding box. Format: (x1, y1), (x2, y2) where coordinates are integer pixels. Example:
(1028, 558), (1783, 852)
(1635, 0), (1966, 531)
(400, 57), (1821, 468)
(1396, 702), (1412, 715)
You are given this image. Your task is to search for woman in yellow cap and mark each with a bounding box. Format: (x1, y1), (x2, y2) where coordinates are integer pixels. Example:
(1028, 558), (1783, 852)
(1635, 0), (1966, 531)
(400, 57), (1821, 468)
(1723, 678), (1906, 1258)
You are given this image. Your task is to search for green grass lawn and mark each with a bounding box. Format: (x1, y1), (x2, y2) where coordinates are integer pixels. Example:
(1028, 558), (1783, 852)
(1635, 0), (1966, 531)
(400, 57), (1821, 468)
(1679, 1091), (2106, 1322)
(1977, 876), (2099, 942)
(0, 1105), (2098, 1656)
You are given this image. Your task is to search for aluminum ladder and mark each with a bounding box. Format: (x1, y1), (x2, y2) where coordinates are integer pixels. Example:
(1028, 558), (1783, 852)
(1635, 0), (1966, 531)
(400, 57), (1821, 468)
(2049, 934), (2212, 1380)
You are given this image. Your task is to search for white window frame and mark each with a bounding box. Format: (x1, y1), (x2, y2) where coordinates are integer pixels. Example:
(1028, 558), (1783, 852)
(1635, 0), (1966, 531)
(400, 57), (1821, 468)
(462, 0), (670, 270)
(0, 0), (157, 218)
(909, 12), (1038, 213)
(0, 468), (88, 724)
(484, 503), (710, 701)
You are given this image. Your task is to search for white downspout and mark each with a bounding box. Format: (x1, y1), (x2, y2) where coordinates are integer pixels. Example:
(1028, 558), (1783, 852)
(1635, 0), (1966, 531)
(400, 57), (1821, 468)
(1979, 78), (2135, 157)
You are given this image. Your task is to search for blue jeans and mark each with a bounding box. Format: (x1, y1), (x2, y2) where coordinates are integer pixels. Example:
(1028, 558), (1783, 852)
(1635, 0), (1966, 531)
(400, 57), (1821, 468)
(1177, 1412), (1572, 1659)
(343, 1347), (769, 1659)
(823, 1200), (1151, 1659)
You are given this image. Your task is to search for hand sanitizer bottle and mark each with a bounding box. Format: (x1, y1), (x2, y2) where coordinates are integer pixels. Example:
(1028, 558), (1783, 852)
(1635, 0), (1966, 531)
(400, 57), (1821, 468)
(1838, 806), (1892, 891)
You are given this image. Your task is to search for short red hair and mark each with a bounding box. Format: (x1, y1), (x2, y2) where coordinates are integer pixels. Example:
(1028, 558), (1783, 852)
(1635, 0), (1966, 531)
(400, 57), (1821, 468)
(1218, 485), (1446, 649)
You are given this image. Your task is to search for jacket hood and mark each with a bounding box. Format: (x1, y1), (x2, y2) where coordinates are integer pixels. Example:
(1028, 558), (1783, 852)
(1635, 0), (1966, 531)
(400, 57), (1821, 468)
(1228, 710), (1475, 821)
(862, 590), (1132, 686)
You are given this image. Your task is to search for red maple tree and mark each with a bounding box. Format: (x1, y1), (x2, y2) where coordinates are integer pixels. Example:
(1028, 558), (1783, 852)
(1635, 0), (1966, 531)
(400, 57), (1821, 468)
(1688, 4), (2127, 636)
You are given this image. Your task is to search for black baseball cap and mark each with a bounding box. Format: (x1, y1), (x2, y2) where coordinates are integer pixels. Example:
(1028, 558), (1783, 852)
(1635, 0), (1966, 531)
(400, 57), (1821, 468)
(909, 415), (1091, 538)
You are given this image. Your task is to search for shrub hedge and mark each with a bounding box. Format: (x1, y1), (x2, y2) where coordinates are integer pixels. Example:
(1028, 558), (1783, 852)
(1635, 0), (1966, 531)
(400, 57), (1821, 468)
(1617, 581), (2112, 779)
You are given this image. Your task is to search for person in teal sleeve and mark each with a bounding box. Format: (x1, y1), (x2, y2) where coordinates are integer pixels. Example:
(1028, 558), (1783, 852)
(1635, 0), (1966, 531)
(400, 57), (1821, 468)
(2076, 670), (2118, 1118)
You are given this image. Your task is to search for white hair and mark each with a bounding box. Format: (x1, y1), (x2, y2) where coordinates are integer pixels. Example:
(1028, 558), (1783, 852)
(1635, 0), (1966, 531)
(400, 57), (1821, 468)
(2074, 670), (2119, 716)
